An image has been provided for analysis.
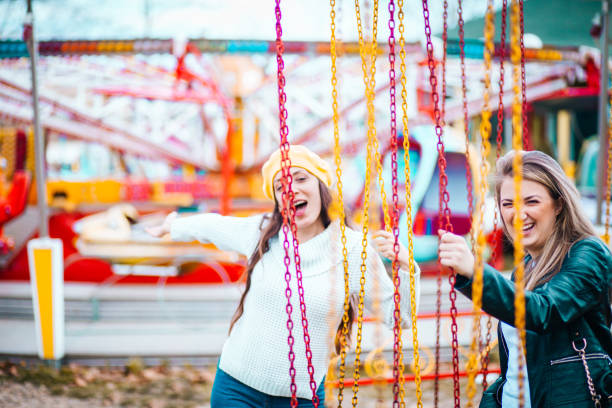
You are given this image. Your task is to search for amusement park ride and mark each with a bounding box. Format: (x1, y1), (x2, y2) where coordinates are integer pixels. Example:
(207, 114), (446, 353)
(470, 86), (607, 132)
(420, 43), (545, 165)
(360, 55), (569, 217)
(0, 32), (600, 280)
(1, 0), (611, 406)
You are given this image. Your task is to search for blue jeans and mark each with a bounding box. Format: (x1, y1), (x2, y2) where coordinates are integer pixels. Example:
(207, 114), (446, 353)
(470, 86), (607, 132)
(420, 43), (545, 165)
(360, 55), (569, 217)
(211, 367), (326, 407)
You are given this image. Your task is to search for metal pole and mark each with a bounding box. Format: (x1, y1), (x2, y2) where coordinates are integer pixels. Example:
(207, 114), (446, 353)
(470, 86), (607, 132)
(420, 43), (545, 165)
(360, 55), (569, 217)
(597, 0), (610, 226)
(24, 0), (48, 237)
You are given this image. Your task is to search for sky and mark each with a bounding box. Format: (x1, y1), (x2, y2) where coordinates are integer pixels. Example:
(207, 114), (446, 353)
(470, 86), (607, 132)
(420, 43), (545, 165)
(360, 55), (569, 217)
(0, 0), (502, 43)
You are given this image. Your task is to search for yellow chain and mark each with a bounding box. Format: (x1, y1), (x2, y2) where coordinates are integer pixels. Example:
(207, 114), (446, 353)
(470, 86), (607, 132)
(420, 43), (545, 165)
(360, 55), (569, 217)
(353, 0), (390, 233)
(465, 1), (494, 406)
(398, 0), (420, 405)
(361, 5), (386, 403)
(511, 2), (527, 407)
(604, 87), (612, 244)
(328, 2), (354, 405)
(351, 1), (378, 406)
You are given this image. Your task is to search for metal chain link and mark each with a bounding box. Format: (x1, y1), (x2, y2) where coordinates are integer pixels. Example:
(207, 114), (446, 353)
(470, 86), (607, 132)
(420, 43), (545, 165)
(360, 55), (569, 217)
(275, 3), (298, 403)
(510, 2), (527, 407)
(519, 0), (529, 151)
(481, 316), (493, 390)
(329, 2), (354, 407)
(483, 2), (507, 390)
(351, 1), (379, 405)
(457, 0), (476, 254)
(604, 84), (612, 244)
(466, 1), (494, 406)
(573, 339), (603, 408)
(435, 2), (448, 405)
(398, 0), (423, 405)
(421, 1), (460, 407)
(274, 2), (320, 406)
(492, 0), (507, 271)
(387, 1), (405, 406)
(441, 0), (448, 125)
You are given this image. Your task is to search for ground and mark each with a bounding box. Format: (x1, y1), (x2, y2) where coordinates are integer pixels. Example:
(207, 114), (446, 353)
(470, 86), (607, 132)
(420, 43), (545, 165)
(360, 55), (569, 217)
(0, 361), (488, 407)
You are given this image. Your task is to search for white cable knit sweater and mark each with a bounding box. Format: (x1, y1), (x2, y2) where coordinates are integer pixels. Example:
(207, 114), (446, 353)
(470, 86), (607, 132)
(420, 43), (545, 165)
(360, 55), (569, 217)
(171, 212), (420, 400)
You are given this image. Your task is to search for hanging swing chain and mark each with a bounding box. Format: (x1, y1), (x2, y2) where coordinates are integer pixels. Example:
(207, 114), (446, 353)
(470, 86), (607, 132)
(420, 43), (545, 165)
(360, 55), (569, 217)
(421, 1), (461, 407)
(276, 3), (298, 403)
(435, 2), (448, 406)
(355, 0), (391, 232)
(274, 2), (320, 406)
(519, 0), (529, 150)
(485, 0), (507, 391)
(604, 87), (612, 244)
(441, 0), (449, 124)
(458, 0), (476, 253)
(492, 0), (507, 274)
(466, 1), (495, 406)
(387, 0), (405, 406)
(511, 1), (528, 407)
(398, 0), (423, 404)
(351, 1), (379, 406)
(329, 1), (353, 406)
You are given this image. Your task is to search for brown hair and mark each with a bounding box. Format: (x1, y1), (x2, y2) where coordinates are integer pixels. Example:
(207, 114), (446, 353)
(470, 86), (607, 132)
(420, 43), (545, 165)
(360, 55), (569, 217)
(494, 150), (596, 290)
(228, 179), (355, 353)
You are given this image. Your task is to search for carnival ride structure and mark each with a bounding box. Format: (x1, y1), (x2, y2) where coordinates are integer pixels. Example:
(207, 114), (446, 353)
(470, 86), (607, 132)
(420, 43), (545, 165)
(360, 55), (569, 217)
(1, 1), (612, 405)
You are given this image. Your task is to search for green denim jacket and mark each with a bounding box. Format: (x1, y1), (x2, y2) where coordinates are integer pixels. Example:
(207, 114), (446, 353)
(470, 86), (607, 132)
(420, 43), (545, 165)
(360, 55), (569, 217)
(456, 237), (612, 407)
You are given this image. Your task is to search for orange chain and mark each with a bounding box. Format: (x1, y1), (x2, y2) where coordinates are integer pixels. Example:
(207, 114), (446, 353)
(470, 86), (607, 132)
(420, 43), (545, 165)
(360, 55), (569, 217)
(511, 1), (527, 407)
(457, 0), (476, 253)
(604, 86), (612, 244)
(350, 1), (379, 406)
(465, 1), (494, 406)
(328, 1), (355, 407)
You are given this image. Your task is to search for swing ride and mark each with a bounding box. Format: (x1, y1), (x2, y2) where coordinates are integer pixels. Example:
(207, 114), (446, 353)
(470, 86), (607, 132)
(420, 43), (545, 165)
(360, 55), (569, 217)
(271, 0), (545, 406)
(1, 0), (611, 406)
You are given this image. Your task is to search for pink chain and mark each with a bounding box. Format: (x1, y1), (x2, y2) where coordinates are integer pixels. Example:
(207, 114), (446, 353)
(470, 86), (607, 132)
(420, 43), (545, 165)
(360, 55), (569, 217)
(440, 0), (448, 124)
(388, 0), (403, 406)
(434, 3), (449, 405)
(421, 1), (460, 406)
(274, 1), (319, 406)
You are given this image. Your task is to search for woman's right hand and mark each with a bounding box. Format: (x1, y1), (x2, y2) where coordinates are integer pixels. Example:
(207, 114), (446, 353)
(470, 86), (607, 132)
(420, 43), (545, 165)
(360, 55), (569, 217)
(146, 211), (177, 239)
(438, 229), (475, 279)
(372, 230), (411, 271)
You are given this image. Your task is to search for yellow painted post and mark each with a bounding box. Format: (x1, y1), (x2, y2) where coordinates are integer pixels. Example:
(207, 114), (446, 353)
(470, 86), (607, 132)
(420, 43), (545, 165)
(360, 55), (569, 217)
(557, 110), (575, 179)
(27, 238), (64, 361)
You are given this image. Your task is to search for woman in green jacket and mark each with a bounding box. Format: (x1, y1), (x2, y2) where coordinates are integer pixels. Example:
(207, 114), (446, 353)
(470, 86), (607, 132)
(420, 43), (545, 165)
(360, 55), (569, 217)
(439, 150), (612, 407)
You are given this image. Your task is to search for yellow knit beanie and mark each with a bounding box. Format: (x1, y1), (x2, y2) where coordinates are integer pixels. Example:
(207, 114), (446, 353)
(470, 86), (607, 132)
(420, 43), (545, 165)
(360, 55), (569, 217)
(261, 145), (332, 200)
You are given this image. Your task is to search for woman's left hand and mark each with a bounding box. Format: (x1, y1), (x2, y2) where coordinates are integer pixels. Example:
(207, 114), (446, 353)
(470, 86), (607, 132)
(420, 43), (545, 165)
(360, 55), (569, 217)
(372, 230), (410, 271)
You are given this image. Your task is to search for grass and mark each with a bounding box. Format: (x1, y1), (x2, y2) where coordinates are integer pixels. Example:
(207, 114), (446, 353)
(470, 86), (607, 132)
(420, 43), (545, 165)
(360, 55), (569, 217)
(0, 360), (214, 408)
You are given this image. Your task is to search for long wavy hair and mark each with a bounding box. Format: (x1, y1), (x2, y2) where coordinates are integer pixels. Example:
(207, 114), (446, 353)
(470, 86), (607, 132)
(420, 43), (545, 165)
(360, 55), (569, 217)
(228, 179), (355, 353)
(494, 150), (596, 290)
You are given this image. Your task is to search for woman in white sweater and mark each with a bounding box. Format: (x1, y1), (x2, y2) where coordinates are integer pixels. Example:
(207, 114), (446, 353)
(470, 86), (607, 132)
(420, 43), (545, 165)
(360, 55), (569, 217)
(150, 145), (421, 407)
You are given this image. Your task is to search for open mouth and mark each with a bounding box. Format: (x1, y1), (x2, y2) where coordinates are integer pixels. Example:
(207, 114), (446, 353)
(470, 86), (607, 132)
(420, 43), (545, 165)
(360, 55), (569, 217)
(294, 200), (307, 213)
(522, 223), (535, 232)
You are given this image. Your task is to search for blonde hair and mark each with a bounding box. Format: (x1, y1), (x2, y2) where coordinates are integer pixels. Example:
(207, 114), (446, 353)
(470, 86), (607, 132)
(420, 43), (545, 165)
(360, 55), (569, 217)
(494, 150), (596, 290)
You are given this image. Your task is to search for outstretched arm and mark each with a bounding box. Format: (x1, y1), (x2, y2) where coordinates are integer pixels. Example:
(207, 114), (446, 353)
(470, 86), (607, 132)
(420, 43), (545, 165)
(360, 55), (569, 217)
(148, 211), (265, 257)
